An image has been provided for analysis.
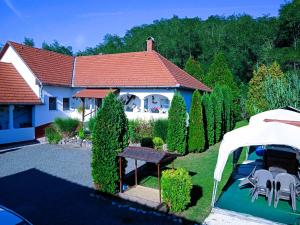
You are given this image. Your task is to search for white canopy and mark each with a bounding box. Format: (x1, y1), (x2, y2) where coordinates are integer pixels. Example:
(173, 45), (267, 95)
(213, 109), (300, 182)
(249, 109), (300, 125)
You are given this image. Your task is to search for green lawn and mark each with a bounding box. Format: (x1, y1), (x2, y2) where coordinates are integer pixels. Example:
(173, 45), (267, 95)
(140, 143), (236, 222)
(140, 120), (249, 223)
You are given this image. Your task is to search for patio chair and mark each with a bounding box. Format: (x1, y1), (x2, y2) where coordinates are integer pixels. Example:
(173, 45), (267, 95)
(251, 169), (274, 206)
(239, 166), (257, 188)
(274, 173), (297, 211)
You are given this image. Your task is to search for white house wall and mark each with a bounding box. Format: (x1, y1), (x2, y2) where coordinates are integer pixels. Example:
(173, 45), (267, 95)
(34, 86), (84, 126)
(0, 46), (41, 98)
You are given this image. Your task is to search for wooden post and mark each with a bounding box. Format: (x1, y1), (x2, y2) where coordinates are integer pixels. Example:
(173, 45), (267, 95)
(119, 157), (122, 193)
(81, 98), (85, 124)
(158, 163), (161, 203)
(135, 159), (138, 186)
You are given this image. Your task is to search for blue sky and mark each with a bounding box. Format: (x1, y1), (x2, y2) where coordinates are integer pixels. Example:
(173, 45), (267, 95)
(0, 0), (285, 52)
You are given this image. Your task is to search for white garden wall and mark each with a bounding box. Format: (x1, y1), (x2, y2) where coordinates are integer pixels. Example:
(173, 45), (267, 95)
(0, 127), (35, 144)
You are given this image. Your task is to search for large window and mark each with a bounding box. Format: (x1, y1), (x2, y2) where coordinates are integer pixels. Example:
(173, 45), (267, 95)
(63, 98), (70, 111)
(49, 97), (57, 110)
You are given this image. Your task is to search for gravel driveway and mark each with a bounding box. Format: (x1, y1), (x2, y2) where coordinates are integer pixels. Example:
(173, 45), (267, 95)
(0, 143), (93, 187)
(0, 143), (181, 225)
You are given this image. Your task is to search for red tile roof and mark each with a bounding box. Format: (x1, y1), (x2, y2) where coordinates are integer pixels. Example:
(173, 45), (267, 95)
(6, 41), (74, 86)
(0, 41), (211, 91)
(74, 51), (211, 91)
(0, 62), (41, 104)
(73, 89), (116, 98)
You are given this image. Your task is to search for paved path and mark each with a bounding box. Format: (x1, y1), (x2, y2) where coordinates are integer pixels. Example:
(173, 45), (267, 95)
(0, 144), (187, 225)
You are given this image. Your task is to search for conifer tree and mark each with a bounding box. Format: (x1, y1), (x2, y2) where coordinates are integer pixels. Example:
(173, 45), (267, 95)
(184, 56), (204, 81)
(167, 92), (187, 154)
(188, 90), (205, 152)
(91, 93), (128, 193)
(246, 62), (284, 116)
(202, 93), (214, 146)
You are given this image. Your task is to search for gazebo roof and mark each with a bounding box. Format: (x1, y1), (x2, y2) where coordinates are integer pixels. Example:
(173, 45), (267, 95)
(118, 146), (179, 164)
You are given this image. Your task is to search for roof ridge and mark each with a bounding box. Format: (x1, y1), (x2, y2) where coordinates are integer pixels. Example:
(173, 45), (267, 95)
(8, 41), (74, 59)
(76, 50), (149, 59)
(152, 51), (179, 86)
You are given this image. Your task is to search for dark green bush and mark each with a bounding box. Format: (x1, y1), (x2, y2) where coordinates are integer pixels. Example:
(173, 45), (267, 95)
(202, 93), (214, 146)
(153, 137), (164, 150)
(167, 92), (187, 154)
(53, 117), (80, 137)
(92, 93), (128, 194)
(128, 119), (153, 143)
(153, 119), (168, 142)
(161, 168), (192, 212)
(141, 137), (154, 148)
(45, 126), (62, 144)
(188, 90), (205, 152)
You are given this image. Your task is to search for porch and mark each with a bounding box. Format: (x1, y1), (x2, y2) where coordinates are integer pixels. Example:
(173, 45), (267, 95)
(119, 91), (173, 120)
(0, 105), (35, 144)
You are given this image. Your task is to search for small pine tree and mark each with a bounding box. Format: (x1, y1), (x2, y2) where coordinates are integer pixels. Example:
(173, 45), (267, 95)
(184, 56), (204, 81)
(202, 93), (214, 146)
(246, 62), (284, 116)
(167, 92), (187, 154)
(188, 90), (205, 152)
(91, 93), (128, 194)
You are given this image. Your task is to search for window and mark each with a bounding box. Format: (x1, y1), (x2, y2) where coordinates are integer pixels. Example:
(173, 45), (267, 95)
(49, 97), (57, 110)
(63, 98), (70, 111)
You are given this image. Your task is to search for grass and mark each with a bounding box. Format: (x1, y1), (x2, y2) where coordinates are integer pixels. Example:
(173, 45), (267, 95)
(140, 120), (249, 223)
(140, 144), (233, 222)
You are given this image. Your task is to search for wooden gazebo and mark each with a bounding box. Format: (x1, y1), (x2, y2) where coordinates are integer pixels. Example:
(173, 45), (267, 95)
(118, 146), (178, 204)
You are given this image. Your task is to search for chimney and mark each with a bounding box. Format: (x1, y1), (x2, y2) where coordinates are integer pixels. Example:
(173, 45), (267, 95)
(146, 37), (155, 51)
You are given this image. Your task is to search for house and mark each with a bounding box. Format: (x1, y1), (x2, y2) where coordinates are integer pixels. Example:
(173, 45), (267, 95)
(0, 37), (210, 145)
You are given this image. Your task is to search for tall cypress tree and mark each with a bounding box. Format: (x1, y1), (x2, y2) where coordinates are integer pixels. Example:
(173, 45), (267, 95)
(188, 90), (205, 152)
(167, 92), (187, 154)
(211, 87), (223, 143)
(184, 56), (204, 81)
(91, 93), (128, 194)
(202, 93), (214, 146)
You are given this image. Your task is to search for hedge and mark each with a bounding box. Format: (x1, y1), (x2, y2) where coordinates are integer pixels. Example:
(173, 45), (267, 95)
(161, 168), (192, 212)
(153, 119), (168, 142)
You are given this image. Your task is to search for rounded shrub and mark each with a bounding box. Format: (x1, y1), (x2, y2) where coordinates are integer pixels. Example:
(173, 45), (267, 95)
(153, 137), (164, 150)
(45, 126), (62, 144)
(88, 116), (96, 134)
(161, 168), (192, 212)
